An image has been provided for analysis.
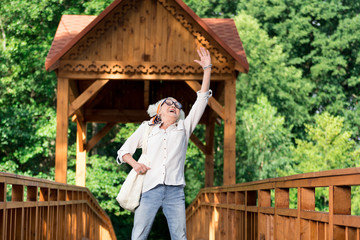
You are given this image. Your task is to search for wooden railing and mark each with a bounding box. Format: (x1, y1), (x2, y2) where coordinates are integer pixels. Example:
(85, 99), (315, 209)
(0, 172), (116, 240)
(186, 167), (360, 240)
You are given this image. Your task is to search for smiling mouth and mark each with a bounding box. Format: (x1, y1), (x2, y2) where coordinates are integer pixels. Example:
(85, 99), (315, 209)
(169, 109), (176, 113)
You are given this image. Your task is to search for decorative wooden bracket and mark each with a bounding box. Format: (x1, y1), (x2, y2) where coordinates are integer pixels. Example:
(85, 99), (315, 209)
(68, 79), (109, 117)
(69, 80), (85, 122)
(85, 123), (116, 152)
(185, 81), (225, 120)
(77, 120), (87, 152)
(190, 134), (207, 155)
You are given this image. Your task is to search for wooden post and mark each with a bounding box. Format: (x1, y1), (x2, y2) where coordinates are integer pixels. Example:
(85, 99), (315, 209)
(223, 77), (236, 185)
(258, 189), (271, 240)
(55, 78), (69, 183)
(205, 117), (215, 187)
(275, 188), (289, 239)
(299, 187), (315, 239)
(332, 186), (351, 239)
(75, 120), (87, 187)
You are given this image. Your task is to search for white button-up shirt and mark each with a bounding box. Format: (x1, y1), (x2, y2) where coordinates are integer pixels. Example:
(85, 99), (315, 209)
(117, 90), (212, 193)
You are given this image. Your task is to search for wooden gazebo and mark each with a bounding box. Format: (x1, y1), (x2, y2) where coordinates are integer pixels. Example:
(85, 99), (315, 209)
(46, 0), (249, 187)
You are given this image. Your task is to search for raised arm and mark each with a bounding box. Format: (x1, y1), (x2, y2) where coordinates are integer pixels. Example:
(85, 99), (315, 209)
(194, 47), (212, 92)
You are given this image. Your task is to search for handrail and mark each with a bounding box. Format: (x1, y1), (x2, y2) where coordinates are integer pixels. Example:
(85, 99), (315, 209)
(186, 167), (360, 240)
(0, 172), (116, 240)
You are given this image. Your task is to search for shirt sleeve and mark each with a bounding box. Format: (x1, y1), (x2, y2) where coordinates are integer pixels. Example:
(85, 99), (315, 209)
(116, 122), (147, 165)
(183, 89), (212, 136)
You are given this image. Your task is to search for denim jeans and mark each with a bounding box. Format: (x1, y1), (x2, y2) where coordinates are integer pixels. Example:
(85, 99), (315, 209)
(131, 184), (187, 240)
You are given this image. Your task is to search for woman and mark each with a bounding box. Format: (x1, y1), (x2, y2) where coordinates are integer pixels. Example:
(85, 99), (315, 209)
(117, 47), (212, 240)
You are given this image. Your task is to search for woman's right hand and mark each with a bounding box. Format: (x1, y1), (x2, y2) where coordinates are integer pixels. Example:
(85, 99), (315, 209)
(133, 162), (151, 175)
(122, 153), (151, 175)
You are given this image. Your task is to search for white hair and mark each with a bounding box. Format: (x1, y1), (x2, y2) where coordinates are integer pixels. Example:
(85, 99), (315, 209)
(147, 98), (185, 120)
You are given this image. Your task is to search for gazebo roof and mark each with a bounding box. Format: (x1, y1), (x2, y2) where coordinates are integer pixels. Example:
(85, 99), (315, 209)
(45, 0), (248, 72)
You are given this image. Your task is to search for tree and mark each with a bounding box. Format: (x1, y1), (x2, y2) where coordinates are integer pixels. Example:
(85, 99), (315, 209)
(237, 95), (293, 182)
(235, 0), (360, 141)
(234, 12), (313, 135)
(282, 112), (360, 212)
(286, 112), (359, 175)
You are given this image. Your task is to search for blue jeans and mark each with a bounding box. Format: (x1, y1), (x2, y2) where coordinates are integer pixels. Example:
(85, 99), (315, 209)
(131, 184), (187, 240)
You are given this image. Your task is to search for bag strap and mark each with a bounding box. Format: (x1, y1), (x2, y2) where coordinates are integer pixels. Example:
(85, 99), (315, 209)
(141, 124), (153, 154)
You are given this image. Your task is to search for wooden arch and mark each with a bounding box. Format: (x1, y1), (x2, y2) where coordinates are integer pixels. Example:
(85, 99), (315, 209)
(46, 0), (249, 187)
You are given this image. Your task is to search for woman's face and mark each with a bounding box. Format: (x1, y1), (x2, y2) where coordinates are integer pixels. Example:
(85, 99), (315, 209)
(159, 98), (181, 122)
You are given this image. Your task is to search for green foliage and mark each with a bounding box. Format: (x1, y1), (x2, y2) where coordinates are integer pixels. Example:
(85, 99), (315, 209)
(234, 12), (313, 133)
(183, 0), (238, 18)
(235, 0), (360, 139)
(286, 112), (359, 175)
(237, 96), (293, 182)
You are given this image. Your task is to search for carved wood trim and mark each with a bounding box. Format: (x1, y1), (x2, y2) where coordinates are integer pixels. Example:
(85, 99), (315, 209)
(60, 61), (233, 74)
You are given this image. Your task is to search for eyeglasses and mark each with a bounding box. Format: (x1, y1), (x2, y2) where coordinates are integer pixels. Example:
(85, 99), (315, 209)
(161, 98), (182, 109)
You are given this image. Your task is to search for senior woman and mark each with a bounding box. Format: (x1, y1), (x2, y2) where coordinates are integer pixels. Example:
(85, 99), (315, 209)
(117, 47), (212, 240)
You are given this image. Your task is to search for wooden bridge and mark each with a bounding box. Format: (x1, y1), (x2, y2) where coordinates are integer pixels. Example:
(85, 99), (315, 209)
(2, 167), (360, 239)
(0, 172), (116, 240)
(186, 167), (360, 240)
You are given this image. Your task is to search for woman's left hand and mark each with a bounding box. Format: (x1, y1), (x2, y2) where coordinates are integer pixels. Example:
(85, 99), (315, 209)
(194, 47), (211, 69)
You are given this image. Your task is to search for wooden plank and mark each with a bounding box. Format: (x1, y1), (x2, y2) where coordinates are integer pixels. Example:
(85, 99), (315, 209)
(185, 80), (225, 119)
(329, 185), (334, 239)
(300, 210), (329, 222)
(190, 134), (206, 155)
(258, 190), (271, 207)
(86, 123), (116, 152)
(205, 117), (215, 187)
(223, 78), (236, 185)
(76, 120), (87, 187)
(69, 80), (85, 123)
(300, 187), (315, 211)
(84, 109), (148, 123)
(68, 79), (109, 117)
(143, 0), (150, 62)
(161, 4), (168, 62)
(276, 188), (289, 208)
(333, 186), (351, 215)
(144, 80), (150, 108)
(55, 78), (69, 184)
(333, 215), (360, 228)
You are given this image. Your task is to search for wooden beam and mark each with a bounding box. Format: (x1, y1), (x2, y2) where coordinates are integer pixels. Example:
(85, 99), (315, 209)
(75, 120), (87, 187)
(190, 134), (206, 155)
(235, 61), (246, 73)
(84, 109), (149, 123)
(205, 117), (215, 187)
(185, 80), (225, 119)
(223, 78), (236, 185)
(68, 80), (109, 117)
(69, 80), (85, 122)
(144, 80), (149, 108)
(55, 78), (69, 184)
(86, 123), (116, 152)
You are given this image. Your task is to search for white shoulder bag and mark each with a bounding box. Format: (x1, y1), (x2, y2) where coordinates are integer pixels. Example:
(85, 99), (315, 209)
(116, 124), (153, 212)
